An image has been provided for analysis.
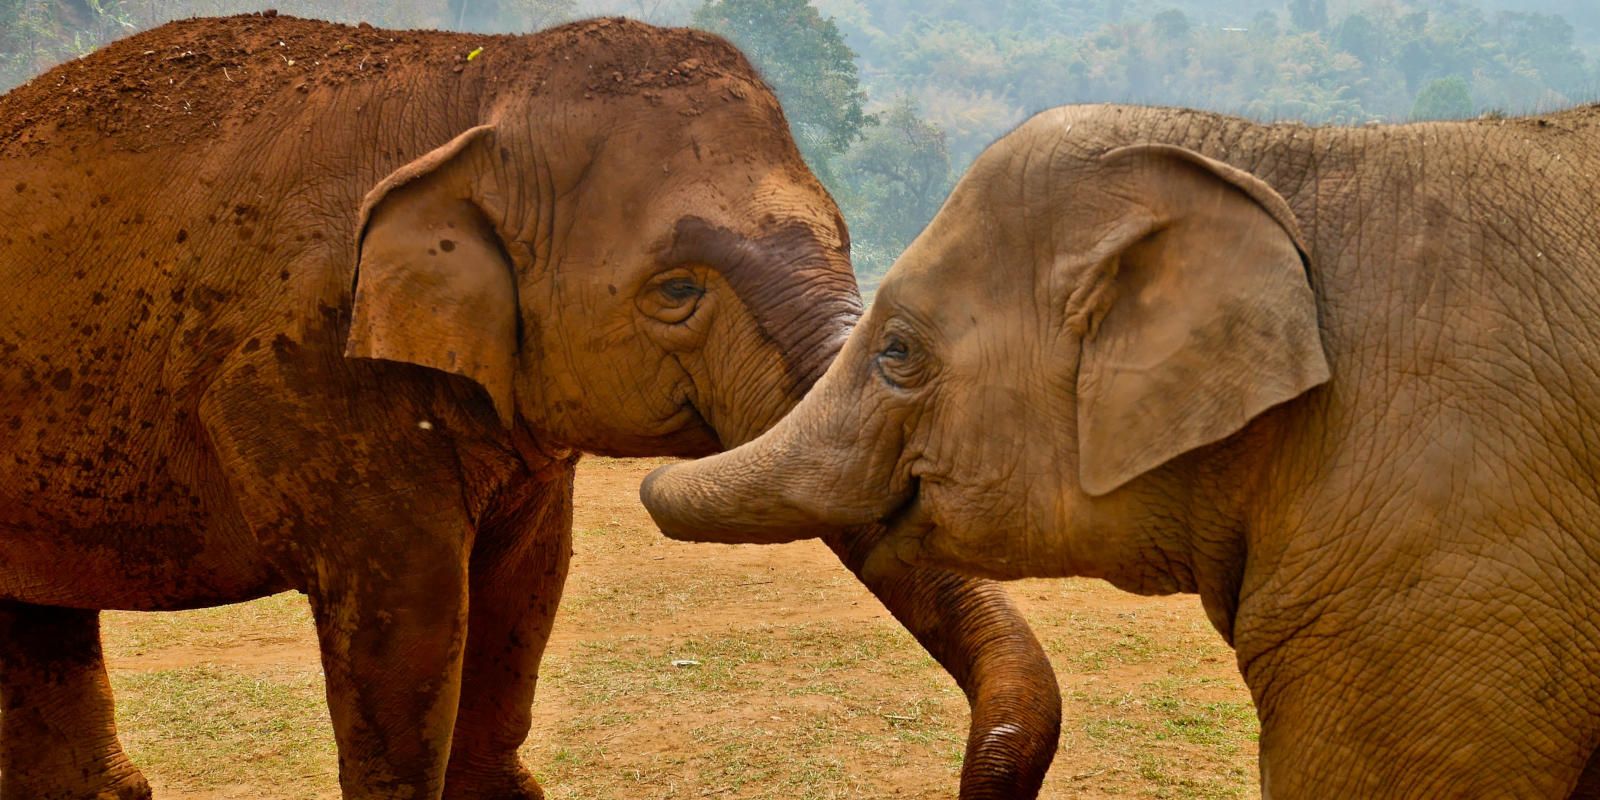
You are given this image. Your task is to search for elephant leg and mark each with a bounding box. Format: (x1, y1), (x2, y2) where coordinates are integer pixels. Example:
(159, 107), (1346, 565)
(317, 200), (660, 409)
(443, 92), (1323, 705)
(444, 461), (576, 800)
(0, 603), (151, 800)
(304, 537), (470, 800)
(203, 359), (489, 800)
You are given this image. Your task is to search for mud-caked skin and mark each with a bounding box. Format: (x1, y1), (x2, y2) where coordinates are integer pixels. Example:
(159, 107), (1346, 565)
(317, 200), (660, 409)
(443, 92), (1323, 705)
(643, 103), (1600, 797)
(0, 14), (1060, 800)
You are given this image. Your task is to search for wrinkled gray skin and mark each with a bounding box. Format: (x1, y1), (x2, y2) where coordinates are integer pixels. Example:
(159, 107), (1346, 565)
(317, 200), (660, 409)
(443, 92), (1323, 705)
(644, 103), (1600, 797)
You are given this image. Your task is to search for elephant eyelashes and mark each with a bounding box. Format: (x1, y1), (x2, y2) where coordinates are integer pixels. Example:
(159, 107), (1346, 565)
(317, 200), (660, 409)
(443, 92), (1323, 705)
(882, 336), (910, 361)
(638, 268), (708, 325)
(877, 329), (931, 389)
(660, 278), (704, 303)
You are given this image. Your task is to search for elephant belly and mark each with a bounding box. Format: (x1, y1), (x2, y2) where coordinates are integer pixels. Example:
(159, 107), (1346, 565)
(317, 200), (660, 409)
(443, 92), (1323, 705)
(0, 443), (293, 613)
(0, 433), (289, 610)
(0, 510), (288, 610)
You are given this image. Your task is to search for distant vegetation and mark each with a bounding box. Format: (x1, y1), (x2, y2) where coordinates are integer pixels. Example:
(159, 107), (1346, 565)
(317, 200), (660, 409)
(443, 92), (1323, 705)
(5, 0), (1596, 281)
(739, 0), (1600, 280)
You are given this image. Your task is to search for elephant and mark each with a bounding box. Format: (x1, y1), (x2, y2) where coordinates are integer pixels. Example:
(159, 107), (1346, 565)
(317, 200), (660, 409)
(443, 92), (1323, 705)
(642, 102), (1600, 797)
(0, 14), (1063, 800)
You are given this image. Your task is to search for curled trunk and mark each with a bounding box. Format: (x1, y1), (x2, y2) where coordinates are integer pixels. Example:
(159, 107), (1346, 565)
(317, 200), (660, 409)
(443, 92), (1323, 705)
(828, 524), (1061, 798)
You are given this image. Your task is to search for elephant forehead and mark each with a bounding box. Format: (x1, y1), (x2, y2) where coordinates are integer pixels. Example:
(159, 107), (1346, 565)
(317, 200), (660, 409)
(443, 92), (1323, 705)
(661, 216), (861, 390)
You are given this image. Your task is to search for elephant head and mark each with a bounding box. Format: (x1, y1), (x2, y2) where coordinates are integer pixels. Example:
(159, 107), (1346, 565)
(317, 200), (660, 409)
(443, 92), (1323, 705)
(340, 23), (1059, 796)
(640, 107), (1330, 589)
(344, 31), (857, 455)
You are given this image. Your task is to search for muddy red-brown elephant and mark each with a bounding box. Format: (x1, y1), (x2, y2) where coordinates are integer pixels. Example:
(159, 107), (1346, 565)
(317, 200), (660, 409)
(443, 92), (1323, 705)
(0, 15), (1059, 800)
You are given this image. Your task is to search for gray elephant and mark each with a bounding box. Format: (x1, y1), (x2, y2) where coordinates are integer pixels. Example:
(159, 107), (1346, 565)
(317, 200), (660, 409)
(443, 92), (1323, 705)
(0, 14), (1060, 800)
(643, 103), (1600, 797)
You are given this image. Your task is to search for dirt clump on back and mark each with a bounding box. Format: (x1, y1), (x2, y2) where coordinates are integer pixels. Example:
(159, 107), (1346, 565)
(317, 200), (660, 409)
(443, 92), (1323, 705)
(0, 13), (766, 157)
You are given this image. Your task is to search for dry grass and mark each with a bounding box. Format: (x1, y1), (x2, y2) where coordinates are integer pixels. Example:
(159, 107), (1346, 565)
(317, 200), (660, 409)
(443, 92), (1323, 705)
(80, 458), (1257, 799)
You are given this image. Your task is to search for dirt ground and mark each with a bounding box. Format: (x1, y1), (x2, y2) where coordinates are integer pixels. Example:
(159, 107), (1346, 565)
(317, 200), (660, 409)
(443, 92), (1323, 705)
(97, 457), (1258, 799)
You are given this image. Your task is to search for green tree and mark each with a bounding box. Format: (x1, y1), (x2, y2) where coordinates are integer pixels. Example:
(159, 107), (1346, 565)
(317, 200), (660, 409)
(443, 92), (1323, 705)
(693, 0), (871, 181)
(1251, 9), (1281, 39)
(1151, 8), (1190, 41)
(1, 0), (132, 90)
(1411, 75), (1474, 119)
(1496, 11), (1589, 96)
(1398, 39), (1433, 92)
(836, 96), (952, 282)
(1288, 0), (1327, 32)
(1335, 12), (1385, 63)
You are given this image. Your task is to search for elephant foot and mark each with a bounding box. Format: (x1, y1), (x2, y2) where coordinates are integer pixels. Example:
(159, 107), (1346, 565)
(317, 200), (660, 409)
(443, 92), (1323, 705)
(92, 772), (154, 800)
(0, 755), (152, 800)
(442, 762), (545, 800)
(1, 605), (152, 800)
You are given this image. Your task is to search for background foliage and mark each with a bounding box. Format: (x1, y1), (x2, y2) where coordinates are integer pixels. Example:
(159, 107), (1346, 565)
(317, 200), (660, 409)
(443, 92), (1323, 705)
(4, 0), (1596, 283)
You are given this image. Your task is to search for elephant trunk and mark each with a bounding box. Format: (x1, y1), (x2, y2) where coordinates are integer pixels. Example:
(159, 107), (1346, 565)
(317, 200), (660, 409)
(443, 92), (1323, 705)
(638, 411), (868, 543)
(827, 524), (1061, 797)
(643, 330), (910, 543)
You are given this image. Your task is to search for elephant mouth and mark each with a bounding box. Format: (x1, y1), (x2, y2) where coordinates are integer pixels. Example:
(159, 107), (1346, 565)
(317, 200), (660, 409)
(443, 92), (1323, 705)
(658, 399), (722, 457)
(879, 478), (937, 551)
(680, 398), (717, 437)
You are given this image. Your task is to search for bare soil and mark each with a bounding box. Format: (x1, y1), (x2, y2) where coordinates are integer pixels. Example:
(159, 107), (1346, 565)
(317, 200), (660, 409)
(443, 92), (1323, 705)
(101, 457), (1258, 799)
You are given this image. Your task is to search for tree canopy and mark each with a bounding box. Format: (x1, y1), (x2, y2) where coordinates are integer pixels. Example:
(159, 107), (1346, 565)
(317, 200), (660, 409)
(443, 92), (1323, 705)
(692, 0), (869, 181)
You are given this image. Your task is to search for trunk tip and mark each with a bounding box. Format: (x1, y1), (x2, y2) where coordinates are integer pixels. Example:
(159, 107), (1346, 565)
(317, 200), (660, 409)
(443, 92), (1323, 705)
(639, 463), (679, 533)
(639, 461), (819, 545)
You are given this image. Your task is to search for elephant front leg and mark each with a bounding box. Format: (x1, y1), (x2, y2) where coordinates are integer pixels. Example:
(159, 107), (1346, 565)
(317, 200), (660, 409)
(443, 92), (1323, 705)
(0, 604), (151, 800)
(308, 542), (470, 800)
(202, 357), (490, 800)
(444, 463), (576, 800)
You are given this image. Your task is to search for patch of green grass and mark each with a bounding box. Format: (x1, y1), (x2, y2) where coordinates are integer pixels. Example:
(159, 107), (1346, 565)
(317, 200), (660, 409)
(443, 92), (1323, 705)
(104, 592), (313, 655)
(1135, 751), (1254, 800)
(527, 622), (965, 799)
(110, 665), (335, 797)
(1159, 700), (1256, 750)
(1083, 715), (1150, 743)
(1064, 673), (1257, 799)
(534, 741), (614, 790)
(545, 625), (942, 706)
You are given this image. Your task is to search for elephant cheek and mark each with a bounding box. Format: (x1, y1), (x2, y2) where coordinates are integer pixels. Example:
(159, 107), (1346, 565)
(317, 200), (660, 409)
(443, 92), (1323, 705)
(893, 491), (1012, 580)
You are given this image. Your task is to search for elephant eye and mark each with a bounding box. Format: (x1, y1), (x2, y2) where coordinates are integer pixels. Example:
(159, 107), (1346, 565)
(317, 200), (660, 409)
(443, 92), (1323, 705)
(639, 268), (708, 326)
(659, 278), (705, 304)
(882, 336), (910, 361)
(877, 328), (931, 389)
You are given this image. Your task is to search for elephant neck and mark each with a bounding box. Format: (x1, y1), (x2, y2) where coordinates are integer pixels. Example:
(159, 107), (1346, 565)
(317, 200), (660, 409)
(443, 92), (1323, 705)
(1107, 404), (1304, 647)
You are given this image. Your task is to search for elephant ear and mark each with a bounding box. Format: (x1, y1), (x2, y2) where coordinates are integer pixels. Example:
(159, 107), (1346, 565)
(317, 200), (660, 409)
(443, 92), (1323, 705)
(345, 125), (519, 426)
(1073, 144), (1330, 496)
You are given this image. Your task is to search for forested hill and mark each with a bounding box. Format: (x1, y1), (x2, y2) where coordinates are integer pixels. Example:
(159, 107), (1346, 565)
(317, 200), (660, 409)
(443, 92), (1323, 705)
(5, 0), (1596, 282)
(813, 0), (1599, 165)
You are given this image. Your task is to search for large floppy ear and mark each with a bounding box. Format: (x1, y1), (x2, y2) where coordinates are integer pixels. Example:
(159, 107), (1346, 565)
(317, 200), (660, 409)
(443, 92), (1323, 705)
(1073, 144), (1330, 496)
(345, 125), (519, 426)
